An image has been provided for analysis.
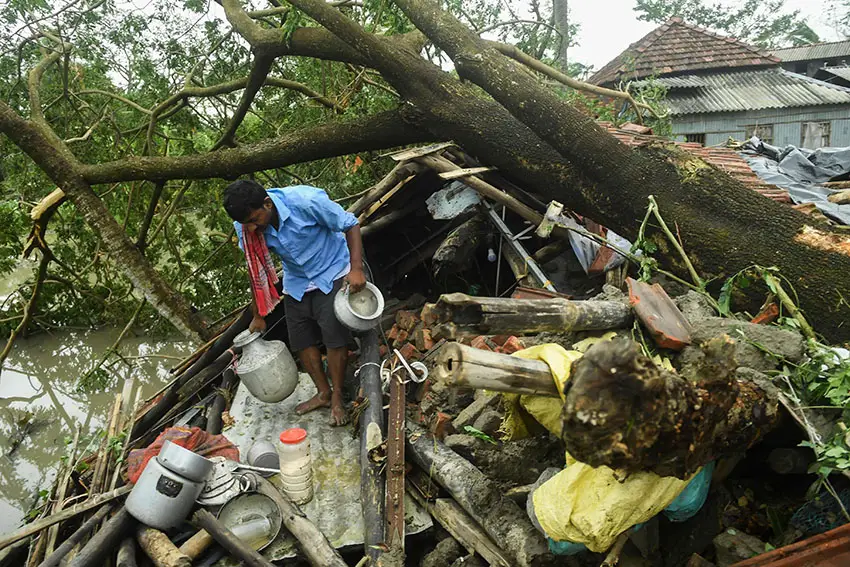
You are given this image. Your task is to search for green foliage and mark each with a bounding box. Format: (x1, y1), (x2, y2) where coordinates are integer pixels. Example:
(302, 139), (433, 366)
(464, 425), (498, 445)
(634, 0), (819, 48)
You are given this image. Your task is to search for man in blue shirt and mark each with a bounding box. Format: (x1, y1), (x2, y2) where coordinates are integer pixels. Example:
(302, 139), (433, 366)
(224, 180), (366, 426)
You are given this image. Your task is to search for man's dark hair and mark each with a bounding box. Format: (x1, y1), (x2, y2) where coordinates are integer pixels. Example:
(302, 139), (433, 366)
(223, 179), (268, 222)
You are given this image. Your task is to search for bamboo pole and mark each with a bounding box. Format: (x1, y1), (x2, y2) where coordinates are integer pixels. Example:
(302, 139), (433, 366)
(38, 505), (112, 567)
(191, 510), (274, 567)
(0, 487), (132, 551)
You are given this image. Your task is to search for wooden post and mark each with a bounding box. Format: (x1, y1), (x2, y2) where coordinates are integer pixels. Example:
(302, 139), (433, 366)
(38, 505), (112, 567)
(191, 510), (274, 567)
(562, 337), (780, 479)
(206, 368), (237, 434)
(347, 162), (422, 216)
(358, 328), (386, 565)
(384, 362), (406, 566)
(254, 476), (349, 567)
(423, 293), (631, 338)
(432, 342), (559, 397)
(177, 529), (214, 560)
(68, 507), (136, 567)
(406, 425), (552, 567)
(136, 527), (191, 567)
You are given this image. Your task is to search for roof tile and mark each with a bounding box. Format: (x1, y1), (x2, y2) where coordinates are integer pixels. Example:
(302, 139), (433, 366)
(590, 19), (779, 86)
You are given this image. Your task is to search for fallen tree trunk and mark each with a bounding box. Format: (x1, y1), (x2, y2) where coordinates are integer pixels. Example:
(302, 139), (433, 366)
(562, 337), (781, 479)
(406, 424), (554, 567)
(423, 293), (631, 338)
(387, 0), (850, 342)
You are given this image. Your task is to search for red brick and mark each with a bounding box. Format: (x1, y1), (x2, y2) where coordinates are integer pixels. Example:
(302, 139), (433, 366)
(751, 303), (780, 325)
(490, 335), (510, 347)
(414, 328), (435, 352)
(396, 309), (421, 332)
(379, 344), (389, 357)
(500, 336), (526, 355)
(627, 277), (693, 351)
(431, 412), (455, 440)
(397, 341), (421, 362)
(386, 324), (399, 341)
(392, 329), (409, 348)
(420, 303), (438, 326)
(470, 336), (492, 351)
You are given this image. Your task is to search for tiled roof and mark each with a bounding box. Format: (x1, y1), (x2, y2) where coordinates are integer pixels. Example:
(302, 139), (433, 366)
(598, 121), (790, 202)
(771, 40), (850, 63)
(651, 68), (850, 114)
(821, 66), (850, 81)
(589, 17), (778, 87)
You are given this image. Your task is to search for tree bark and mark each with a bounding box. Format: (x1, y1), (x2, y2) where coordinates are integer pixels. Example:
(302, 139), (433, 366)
(431, 213), (487, 279)
(135, 527), (191, 567)
(406, 424), (554, 567)
(0, 103), (209, 341)
(422, 293), (632, 338)
(389, 0), (850, 342)
(562, 336), (780, 479)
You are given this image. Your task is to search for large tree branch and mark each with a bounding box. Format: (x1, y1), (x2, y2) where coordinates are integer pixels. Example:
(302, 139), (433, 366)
(0, 100), (210, 341)
(212, 54), (276, 150)
(79, 108), (433, 184)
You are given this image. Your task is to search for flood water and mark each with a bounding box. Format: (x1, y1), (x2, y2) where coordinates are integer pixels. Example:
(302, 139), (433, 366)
(0, 329), (193, 536)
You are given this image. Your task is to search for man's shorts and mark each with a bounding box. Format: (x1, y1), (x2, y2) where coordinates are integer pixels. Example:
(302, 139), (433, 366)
(283, 277), (352, 352)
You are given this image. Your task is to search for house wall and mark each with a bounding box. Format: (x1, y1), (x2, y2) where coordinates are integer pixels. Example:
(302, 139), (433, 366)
(671, 105), (850, 147)
(779, 59), (850, 78)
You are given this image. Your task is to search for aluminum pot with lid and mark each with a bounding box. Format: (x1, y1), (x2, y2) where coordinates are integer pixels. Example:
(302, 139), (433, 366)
(157, 440), (215, 481)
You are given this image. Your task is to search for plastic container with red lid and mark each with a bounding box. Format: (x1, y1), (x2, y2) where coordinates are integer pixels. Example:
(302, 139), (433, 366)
(276, 427), (313, 504)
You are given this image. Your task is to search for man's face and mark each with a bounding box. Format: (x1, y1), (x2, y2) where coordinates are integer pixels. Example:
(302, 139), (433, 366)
(241, 197), (274, 233)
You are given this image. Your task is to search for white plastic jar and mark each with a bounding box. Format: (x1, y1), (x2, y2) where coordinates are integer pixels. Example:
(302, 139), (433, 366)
(277, 428), (314, 504)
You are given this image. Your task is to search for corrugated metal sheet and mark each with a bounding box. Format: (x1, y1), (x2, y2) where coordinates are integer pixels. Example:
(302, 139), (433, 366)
(771, 40), (850, 62)
(658, 69), (850, 115)
(823, 65), (850, 81)
(223, 375), (432, 562)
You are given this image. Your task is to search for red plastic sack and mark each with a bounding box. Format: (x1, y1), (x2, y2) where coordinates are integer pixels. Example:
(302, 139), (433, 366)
(127, 426), (240, 484)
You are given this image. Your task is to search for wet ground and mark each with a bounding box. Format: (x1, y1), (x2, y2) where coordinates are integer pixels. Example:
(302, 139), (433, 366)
(0, 329), (192, 535)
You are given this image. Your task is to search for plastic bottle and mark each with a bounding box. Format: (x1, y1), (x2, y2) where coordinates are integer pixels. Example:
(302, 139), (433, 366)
(277, 428), (314, 504)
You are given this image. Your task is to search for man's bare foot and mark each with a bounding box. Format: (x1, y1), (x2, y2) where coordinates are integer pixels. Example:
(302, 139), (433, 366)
(330, 394), (349, 427)
(295, 391), (331, 414)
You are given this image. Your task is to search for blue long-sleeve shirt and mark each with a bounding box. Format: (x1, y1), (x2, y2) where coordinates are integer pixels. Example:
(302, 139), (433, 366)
(234, 185), (358, 301)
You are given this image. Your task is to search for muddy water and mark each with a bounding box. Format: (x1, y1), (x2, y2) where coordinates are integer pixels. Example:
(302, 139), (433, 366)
(0, 329), (193, 536)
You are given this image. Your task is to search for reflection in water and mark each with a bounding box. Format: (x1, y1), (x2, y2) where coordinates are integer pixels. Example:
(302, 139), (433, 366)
(0, 329), (193, 536)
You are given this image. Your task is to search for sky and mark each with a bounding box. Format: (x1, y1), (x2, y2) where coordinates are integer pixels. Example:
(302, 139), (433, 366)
(568, 0), (844, 71)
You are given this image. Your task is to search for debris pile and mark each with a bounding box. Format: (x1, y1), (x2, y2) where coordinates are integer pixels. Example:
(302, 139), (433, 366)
(4, 141), (850, 567)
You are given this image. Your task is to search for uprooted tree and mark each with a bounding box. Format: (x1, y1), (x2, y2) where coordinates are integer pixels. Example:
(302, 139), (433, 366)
(2, 0), (849, 360)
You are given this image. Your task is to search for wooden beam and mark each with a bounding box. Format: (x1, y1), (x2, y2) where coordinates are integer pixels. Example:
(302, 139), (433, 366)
(438, 166), (495, 180)
(423, 292), (631, 339)
(358, 329), (386, 564)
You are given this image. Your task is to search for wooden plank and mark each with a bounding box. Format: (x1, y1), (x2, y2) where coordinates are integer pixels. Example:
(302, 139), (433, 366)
(407, 486), (511, 567)
(438, 167), (495, 180)
(387, 142), (455, 161)
(385, 363), (406, 555)
(358, 174), (415, 224)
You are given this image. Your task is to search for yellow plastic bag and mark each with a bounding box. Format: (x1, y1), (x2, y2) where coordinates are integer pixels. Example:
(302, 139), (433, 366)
(507, 344), (694, 553)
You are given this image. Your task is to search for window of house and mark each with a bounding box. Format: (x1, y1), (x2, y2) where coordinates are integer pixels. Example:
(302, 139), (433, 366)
(746, 124), (774, 144)
(684, 133), (706, 145)
(801, 121), (831, 149)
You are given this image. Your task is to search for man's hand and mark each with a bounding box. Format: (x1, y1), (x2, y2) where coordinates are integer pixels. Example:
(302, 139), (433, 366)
(346, 268), (367, 293)
(249, 315), (267, 334)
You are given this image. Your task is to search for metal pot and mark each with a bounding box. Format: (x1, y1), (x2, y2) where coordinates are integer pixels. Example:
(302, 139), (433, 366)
(157, 440), (215, 481)
(126, 446), (213, 530)
(233, 330), (298, 403)
(218, 492), (282, 551)
(333, 281), (385, 332)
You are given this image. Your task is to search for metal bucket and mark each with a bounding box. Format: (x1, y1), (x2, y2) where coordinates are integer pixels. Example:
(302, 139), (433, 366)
(333, 282), (385, 332)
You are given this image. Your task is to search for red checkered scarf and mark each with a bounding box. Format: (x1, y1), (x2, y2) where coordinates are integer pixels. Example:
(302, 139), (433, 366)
(242, 229), (280, 316)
